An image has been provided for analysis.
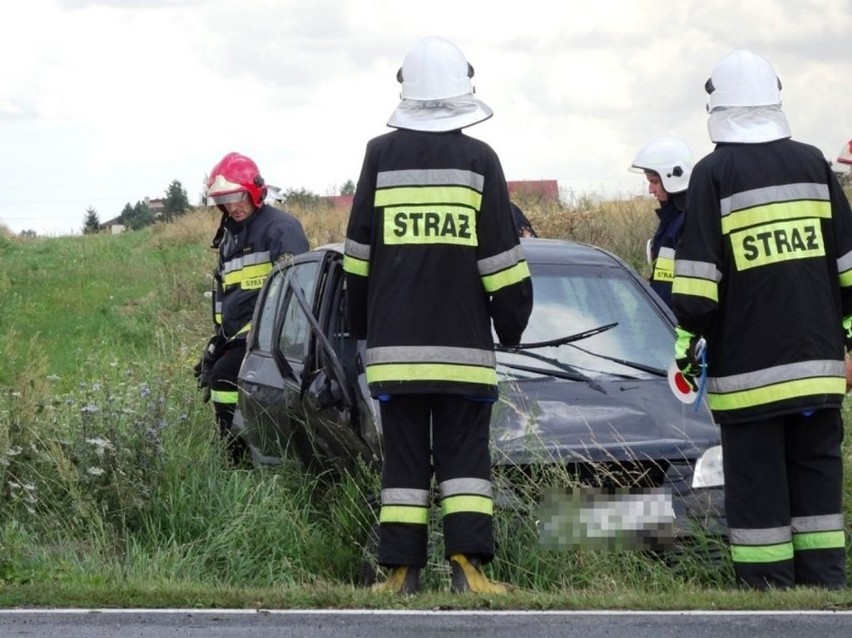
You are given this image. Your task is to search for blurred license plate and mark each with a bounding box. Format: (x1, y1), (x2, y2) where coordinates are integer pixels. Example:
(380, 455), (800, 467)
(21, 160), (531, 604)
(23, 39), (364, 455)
(538, 486), (674, 551)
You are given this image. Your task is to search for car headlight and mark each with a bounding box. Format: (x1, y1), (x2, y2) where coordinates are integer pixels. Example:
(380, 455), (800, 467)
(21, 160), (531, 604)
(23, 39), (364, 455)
(691, 445), (724, 489)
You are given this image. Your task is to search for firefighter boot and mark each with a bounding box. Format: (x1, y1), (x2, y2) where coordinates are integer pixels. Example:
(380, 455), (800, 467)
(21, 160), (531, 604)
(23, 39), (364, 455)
(449, 554), (508, 594)
(372, 566), (421, 595)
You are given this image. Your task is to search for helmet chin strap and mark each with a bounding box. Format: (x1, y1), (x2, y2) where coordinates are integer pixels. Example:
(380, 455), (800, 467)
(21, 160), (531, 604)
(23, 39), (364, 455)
(210, 210), (228, 249)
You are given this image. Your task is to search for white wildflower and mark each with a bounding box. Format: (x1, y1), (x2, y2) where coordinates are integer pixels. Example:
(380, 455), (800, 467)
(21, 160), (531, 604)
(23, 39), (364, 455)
(85, 437), (113, 456)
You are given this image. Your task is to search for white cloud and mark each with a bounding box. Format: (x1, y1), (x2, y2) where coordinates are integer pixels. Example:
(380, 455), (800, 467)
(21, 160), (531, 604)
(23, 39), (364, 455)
(0, 0), (850, 234)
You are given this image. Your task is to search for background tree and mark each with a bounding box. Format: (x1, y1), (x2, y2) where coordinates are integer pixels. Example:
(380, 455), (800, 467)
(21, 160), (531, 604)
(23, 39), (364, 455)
(83, 206), (100, 234)
(119, 201), (156, 231)
(162, 179), (191, 221)
(340, 180), (356, 196)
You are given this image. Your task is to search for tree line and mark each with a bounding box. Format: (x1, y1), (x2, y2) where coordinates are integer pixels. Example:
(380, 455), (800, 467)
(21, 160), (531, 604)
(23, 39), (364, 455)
(81, 178), (357, 235)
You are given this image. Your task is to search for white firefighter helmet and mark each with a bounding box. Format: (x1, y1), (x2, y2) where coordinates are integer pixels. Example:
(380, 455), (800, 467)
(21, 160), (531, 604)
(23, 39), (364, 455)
(629, 135), (694, 194)
(706, 49), (782, 112)
(387, 36), (493, 132)
(398, 36), (472, 101)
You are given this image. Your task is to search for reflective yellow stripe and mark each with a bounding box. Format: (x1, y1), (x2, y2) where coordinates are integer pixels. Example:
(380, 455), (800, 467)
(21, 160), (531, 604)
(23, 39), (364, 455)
(210, 389), (238, 405)
(343, 254), (369, 277)
(731, 542), (794, 564)
(235, 322), (251, 336)
(730, 219), (825, 271)
(375, 185), (482, 209)
(652, 256), (675, 283)
(839, 270), (852, 288)
(441, 494), (493, 516)
(380, 505), (429, 525)
(721, 200), (831, 235)
(366, 362), (497, 386)
(223, 262), (273, 290)
(708, 377), (845, 412)
(481, 261), (531, 293)
(793, 530), (846, 551)
(672, 276), (719, 302)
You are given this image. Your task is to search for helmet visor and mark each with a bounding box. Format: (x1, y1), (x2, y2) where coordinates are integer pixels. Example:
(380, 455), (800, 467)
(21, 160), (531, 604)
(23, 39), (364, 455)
(208, 191), (248, 206)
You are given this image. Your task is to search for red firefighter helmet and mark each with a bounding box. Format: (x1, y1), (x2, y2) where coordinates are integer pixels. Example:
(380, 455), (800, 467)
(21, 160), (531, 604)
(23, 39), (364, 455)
(207, 152), (267, 208)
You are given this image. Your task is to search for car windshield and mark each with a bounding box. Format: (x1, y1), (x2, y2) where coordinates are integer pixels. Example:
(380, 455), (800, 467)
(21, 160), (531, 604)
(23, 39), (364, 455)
(497, 262), (673, 380)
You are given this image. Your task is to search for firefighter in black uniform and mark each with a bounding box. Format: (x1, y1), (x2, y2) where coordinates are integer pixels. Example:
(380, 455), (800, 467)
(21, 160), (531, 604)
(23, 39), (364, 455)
(672, 49), (852, 590)
(197, 152), (310, 465)
(629, 135), (694, 309)
(344, 37), (533, 594)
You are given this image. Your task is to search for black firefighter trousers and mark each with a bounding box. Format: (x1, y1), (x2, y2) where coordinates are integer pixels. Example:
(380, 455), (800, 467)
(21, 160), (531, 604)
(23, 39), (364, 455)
(209, 341), (249, 465)
(377, 394), (495, 568)
(721, 408), (846, 590)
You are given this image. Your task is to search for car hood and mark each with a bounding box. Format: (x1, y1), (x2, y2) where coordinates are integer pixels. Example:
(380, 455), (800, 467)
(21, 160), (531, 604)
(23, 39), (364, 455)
(491, 375), (719, 465)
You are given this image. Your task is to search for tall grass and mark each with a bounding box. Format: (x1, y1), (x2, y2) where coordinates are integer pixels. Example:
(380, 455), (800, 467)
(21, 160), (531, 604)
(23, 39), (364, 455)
(1, 193), (851, 609)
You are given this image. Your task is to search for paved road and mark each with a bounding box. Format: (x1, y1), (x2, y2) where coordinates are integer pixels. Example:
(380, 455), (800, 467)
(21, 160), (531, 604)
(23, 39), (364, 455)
(2, 609), (852, 637)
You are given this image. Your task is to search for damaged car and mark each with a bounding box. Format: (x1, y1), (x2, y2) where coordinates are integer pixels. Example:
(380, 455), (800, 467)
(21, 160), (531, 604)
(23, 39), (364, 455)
(232, 238), (726, 552)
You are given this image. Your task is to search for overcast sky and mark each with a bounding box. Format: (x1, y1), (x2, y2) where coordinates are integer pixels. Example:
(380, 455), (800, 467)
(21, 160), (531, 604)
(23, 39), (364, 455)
(1, 0), (850, 235)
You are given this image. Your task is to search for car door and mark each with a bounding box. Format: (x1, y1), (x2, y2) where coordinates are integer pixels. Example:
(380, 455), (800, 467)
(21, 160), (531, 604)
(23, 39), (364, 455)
(300, 250), (382, 473)
(236, 254), (321, 466)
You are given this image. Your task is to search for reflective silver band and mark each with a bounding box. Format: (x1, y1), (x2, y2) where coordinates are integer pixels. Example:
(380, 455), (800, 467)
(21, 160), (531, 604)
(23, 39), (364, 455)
(791, 513), (845, 533)
(344, 238), (371, 260)
(729, 525), (792, 545)
(675, 259), (722, 282)
(366, 345), (496, 367)
(381, 488), (430, 506)
(439, 478), (492, 498)
(478, 245), (526, 276)
(707, 359), (844, 394)
(222, 250), (272, 274)
(720, 182), (830, 217)
(377, 168), (484, 192)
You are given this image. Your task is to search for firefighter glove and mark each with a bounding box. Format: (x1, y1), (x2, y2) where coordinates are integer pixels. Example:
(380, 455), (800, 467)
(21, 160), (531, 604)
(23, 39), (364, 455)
(194, 334), (223, 390)
(844, 315), (852, 352)
(675, 326), (704, 381)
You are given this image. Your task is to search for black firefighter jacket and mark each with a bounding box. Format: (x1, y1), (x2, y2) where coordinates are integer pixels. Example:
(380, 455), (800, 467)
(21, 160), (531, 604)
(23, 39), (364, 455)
(213, 204), (310, 340)
(672, 138), (852, 424)
(343, 128), (534, 400)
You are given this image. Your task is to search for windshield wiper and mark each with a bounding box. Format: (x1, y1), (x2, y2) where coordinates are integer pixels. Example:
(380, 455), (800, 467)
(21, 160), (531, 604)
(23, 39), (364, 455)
(566, 342), (666, 377)
(495, 322), (618, 352)
(498, 349), (606, 393)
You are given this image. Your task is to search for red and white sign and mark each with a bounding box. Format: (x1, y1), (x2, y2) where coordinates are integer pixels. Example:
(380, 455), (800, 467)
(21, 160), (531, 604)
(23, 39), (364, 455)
(667, 362), (697, 404)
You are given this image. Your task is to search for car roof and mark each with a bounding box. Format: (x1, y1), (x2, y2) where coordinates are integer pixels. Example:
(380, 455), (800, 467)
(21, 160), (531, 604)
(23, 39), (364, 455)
(515, 238), (622, 267)
(315, 238), (621, 268)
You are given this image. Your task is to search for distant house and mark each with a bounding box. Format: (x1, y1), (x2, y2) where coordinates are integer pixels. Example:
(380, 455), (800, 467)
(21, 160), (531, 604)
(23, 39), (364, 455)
(100, 216), (126, 234)
(144, 197), (165, 217)
(507, 180), (559, 202)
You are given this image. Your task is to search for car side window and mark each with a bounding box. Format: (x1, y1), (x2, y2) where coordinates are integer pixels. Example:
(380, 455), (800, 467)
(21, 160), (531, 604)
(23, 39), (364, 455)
(278, 261), (320, 362)
(254, 269), (286, 353)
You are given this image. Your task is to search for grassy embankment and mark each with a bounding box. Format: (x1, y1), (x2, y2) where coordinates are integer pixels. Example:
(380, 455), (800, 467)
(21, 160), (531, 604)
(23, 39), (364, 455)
(0, 194), (851, 610)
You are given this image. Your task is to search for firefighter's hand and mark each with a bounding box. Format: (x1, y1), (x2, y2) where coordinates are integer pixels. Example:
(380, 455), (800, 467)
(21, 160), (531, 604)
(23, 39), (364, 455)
(193, 357), (210, 389)
(674, 326), (704, 379)
(194, 334), (222, 390)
